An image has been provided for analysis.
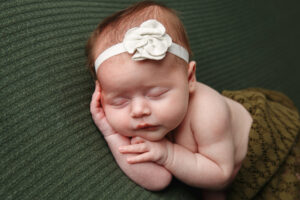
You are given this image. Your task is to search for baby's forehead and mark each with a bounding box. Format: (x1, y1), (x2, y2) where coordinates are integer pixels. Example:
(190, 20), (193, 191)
(99, 52), (177, 72)
(97, 52), (186, 84)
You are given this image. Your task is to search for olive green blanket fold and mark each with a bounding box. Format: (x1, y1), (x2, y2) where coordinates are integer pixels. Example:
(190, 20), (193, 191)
(222, 88), (300, 200)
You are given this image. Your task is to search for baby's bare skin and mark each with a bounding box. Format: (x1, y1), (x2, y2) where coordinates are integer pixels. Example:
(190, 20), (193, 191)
(173, 82), (252, 187)
(91, 51), (253, 195)
(119, 82), (252, 189)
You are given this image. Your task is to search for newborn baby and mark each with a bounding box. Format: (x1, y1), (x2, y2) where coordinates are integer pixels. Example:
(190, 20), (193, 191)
(86, 1), (300, 199)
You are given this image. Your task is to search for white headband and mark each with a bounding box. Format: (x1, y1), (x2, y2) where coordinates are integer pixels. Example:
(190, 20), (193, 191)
(94, 19), (189, 73)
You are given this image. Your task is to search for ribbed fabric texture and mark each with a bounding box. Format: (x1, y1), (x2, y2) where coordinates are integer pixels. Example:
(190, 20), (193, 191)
(1, 0), (300, 199)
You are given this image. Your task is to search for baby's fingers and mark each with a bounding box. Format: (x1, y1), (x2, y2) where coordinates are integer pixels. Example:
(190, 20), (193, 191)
(131, 136), (145, 144)
(119, 143), (148, 154)
(92, 81), (101, 102)
(90, 81), (102, 114)
(127, 153), (152, 164)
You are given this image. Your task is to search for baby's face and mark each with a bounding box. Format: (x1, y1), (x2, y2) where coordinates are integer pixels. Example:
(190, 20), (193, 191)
(97, 53), (190, 141)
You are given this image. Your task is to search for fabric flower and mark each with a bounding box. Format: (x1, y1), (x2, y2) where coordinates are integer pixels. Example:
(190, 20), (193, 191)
(123, 19), (172, 61)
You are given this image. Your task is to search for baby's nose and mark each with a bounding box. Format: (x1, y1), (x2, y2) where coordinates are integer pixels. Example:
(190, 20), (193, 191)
(130, 97), (151, 118)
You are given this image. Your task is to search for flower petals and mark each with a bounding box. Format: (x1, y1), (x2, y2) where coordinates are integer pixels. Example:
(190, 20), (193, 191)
(123, 19), (172, 61)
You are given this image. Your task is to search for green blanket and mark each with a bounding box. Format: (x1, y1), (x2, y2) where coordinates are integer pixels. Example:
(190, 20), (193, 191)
(1, 0), (300, 199)
(223, 88), (300, 199)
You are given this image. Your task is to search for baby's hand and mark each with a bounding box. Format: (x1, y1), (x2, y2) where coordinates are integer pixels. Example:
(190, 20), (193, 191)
(119, 137), (172, 166)
(90, 81), (117, 138)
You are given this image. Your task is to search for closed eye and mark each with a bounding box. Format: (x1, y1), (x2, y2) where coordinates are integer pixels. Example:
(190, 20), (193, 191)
(146, 87), (169, 98)
(110, 97), (129, 107)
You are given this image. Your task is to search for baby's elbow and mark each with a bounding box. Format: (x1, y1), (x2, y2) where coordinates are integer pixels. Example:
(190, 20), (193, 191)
(142, 170), (172, 191)
(216, 168), (234, 189)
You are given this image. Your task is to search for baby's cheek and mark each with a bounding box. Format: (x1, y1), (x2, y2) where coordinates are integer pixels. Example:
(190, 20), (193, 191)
(106, 110), (131, 135)
(158, 95), (188, 128)
(114, 116), (130, 131)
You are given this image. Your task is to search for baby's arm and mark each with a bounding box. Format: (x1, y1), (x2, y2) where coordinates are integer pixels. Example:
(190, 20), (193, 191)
(120, 136), (234, 189)
(165, 137), (234, 189)
(90, 82), (172, 191)
(169, 96), (235, 189)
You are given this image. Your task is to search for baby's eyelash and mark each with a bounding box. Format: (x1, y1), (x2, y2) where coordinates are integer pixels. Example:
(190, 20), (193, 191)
(111, 98), (129, 106)
(147, 88), (169, 98)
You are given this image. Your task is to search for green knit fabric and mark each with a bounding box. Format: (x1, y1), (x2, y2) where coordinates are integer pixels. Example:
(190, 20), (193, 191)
(1, 0), (300, 199)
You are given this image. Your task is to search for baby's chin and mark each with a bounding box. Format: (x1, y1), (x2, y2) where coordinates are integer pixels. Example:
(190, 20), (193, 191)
(139, 134), (166, 142)
(123, 130), (168, 141)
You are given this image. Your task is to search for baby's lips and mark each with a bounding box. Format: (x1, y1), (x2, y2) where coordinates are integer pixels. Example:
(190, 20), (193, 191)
(135, 123), (160, 131)
(136, 123), (153, 129)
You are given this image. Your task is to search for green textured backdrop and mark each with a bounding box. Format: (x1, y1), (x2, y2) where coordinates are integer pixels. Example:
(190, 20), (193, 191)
(1, 0), (300, 199)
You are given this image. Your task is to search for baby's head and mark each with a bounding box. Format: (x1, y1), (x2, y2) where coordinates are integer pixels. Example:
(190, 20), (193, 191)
(86, 0), (193, 78)
(86, 1), (197, 141)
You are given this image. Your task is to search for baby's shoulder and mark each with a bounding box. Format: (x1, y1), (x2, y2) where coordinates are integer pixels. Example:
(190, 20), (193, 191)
(191, 82), (230, 119)
(189, 83), (232, 142)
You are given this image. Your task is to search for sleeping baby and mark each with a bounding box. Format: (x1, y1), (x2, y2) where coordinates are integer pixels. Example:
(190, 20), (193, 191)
(86, 1), (300, 199)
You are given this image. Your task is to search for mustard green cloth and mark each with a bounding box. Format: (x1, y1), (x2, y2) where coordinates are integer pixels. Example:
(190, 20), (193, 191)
(222, 88), (300, 200)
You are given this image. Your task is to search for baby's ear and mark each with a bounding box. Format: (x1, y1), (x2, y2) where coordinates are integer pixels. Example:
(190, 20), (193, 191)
(187, 61), (197, 93)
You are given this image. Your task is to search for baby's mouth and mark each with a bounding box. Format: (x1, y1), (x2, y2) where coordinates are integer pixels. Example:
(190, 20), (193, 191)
(136, 123), (159, 131)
